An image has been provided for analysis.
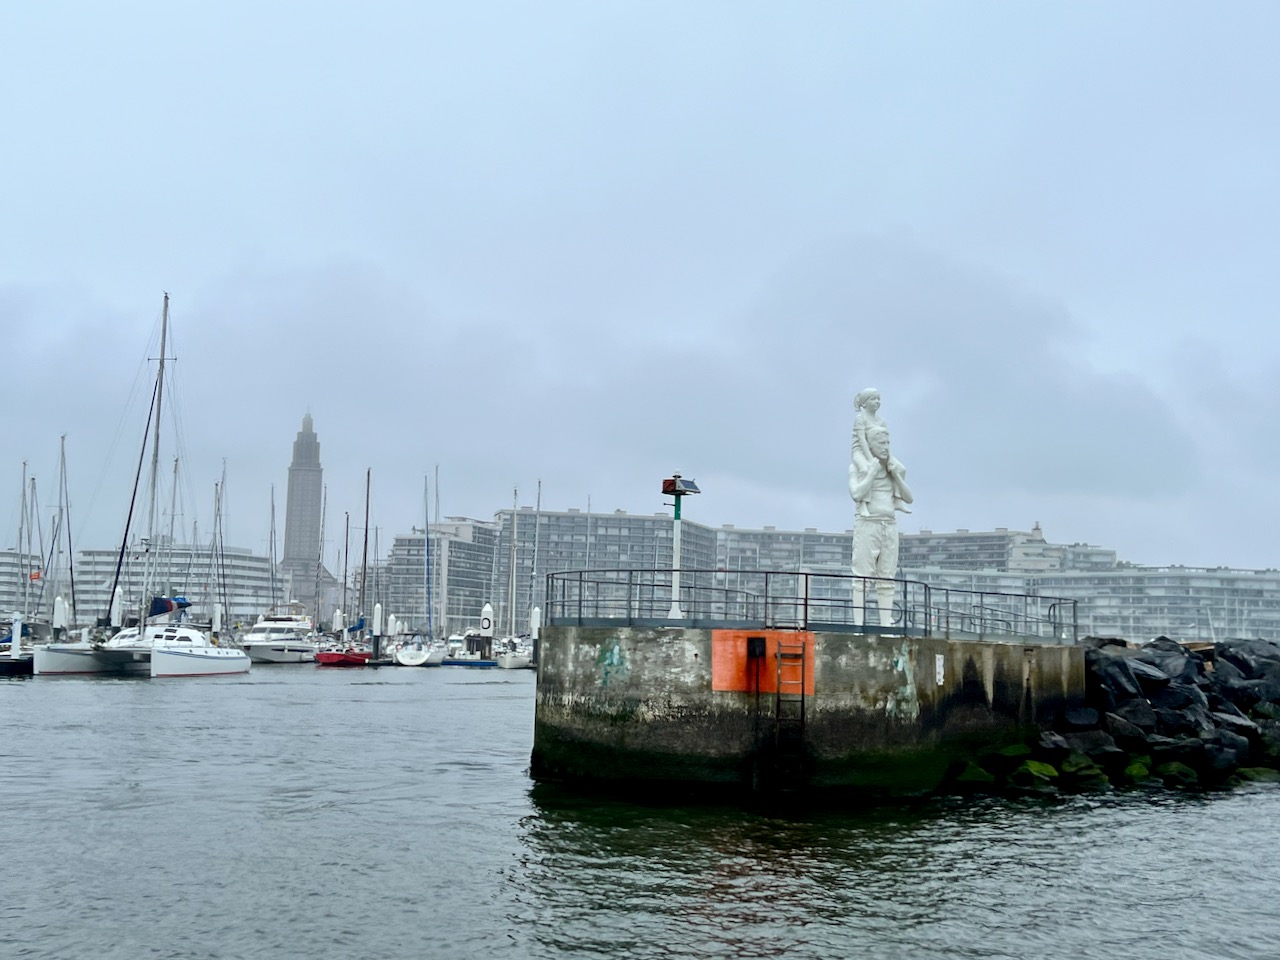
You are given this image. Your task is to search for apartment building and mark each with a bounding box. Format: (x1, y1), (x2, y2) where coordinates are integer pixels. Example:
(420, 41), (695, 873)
(73, 541), (276, 627)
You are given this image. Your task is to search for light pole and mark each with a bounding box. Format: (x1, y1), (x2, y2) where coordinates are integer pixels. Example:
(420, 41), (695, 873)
(662, 473), (700, 619)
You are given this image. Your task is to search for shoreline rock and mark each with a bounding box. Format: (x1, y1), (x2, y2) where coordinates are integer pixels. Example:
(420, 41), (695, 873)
(948, 635), (1280, 796)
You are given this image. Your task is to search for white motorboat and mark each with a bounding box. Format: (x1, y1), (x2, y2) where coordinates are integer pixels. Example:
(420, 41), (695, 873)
(240, 612), (319, 663)
(495, 638), (533, 670)
(496, 650), (532, 670)
(35, 622), (250, 677)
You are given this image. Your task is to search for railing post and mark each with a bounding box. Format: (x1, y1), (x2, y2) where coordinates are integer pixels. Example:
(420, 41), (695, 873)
(763, 572), (771, 628)
(802, 572), (810, 630)
(922, 582), (931, 638)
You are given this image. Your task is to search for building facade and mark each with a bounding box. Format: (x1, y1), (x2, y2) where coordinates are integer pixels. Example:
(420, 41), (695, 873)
(73, 540), (276, 627)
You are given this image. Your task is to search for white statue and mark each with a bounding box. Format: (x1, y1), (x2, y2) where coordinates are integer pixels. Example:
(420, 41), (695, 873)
(851, 387), (909, 513)
(848, 392), (913, 626)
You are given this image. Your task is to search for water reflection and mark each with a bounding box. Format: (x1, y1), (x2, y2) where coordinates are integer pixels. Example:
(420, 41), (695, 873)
(514, 785), (1280, 960)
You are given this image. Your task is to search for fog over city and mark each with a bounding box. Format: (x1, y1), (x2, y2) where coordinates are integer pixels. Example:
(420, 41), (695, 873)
(4, 3), (1278, 570)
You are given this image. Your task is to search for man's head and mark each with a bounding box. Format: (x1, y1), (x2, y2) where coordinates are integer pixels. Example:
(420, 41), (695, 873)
(866, 425), (890, 459)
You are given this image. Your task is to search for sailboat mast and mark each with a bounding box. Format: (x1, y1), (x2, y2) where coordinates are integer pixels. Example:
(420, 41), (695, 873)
(59, 435), (78, 625)
(358, 469), (370, 626)
(313, 484), (326, 627)
(269, 485), (278, 608)
(141, 293), (169, 624)
(342, 511), (350, 618)
(527, 478), (541, 621)
(508, 486), (518, 638)
(165, 456), (179, 599)
(17, 461), (28, 614)
(423, 475), (433, 641)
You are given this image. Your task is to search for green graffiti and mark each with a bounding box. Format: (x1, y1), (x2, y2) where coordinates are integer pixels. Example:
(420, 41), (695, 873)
(596, 638), (628, 685)
(888, 640), (918, 720)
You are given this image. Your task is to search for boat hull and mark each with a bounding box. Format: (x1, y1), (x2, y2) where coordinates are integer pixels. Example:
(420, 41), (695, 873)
(243, 643), (318, 664)
(316, 651), (371, 667)
(441, 656), (498, 668)
(393, 645), (430, 667)
(34, 642), (251, 677)
(150, 647), (250, 677)
(34, 644), (150, 676)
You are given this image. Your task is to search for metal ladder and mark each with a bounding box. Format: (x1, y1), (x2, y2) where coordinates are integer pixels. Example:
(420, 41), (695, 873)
(773, 637), (807, 784)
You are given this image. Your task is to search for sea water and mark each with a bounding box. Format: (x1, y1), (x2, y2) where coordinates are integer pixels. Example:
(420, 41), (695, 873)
(3, 667), (1279, 960)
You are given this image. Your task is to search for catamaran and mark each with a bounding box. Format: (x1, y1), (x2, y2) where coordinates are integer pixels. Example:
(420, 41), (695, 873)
(34, 295), (250, 678)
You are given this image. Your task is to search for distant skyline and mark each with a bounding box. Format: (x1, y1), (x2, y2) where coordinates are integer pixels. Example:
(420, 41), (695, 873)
(4, 3), (1279, 571)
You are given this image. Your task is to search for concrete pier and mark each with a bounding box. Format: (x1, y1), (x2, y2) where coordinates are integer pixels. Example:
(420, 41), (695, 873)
(531, 623), (1085, 797)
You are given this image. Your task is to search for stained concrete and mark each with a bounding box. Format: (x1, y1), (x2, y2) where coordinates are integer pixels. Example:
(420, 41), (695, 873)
(531, 625), (1085, 796)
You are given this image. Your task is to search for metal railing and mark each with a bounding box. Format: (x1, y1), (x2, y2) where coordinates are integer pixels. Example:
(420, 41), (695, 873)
(544, 568), (1078, 643)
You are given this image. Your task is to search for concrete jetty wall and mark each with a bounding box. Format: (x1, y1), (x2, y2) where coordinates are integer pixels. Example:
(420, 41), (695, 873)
(531, 625), (1085, 796)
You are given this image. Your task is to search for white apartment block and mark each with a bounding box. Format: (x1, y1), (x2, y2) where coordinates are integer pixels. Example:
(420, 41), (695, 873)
(9, 512), (1280, 644)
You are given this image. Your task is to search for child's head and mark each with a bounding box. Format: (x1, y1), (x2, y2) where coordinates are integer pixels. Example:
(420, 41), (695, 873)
(855, 387), (880, 412)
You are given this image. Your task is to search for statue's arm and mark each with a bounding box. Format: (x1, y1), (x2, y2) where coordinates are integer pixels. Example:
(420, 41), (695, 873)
(888, 458), (913, 504)
(848, 461), (879, 501)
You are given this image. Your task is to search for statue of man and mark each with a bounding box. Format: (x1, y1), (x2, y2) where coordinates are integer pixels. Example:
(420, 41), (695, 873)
(848, 423), (913, 626)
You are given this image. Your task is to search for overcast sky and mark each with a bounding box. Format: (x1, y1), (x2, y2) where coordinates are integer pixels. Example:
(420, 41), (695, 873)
(4, 2), (1278, 571)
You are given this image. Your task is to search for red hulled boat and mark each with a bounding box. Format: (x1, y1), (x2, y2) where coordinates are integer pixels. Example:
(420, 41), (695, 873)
(315, 648), (371, 667)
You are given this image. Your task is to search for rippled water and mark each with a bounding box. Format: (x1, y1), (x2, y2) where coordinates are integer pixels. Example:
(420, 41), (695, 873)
(4, 667), (1279, 959)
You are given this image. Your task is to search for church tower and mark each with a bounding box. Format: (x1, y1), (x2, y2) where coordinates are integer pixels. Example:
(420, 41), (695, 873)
(282, 413), (324, 595)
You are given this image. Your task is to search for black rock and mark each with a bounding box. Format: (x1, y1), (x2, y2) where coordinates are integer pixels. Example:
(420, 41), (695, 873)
(1218, 677), (1280, 711)
(1063, 729), (1125, 761)
(1104, 712), (1151, 752)
(1113, 698), (1158, 733)
(1209, 657), (1246, 684)
(1207, 727), (1252, 763)
(1153, 703), (1216, 739)
(1206, 692), (1248, 720)
(1135, 643), (1204, 685)
(1210, 710), (1260, 738)
(1082, 636), (1131, 650)
(1149, 682), (1208, 712)
(1147, 735), (1207, 769)
(1216, 639), (1280, 680)
(1253, 719), (1280, 762)
(1085, 649), (1143, 702)
(1034, 730), (1071, 766)
(1062, 706), (1101, 731)
(1126, 657), (1174, 693)
(1200, 745), (1238, 777)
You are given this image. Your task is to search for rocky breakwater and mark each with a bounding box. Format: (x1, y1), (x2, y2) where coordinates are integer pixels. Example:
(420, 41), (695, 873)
(952, 636), (1280, 795)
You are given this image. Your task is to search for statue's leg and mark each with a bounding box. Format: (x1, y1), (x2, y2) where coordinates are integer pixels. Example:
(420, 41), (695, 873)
(875, 524), (900, 628)
(875, 581), (896, 626)
(851, 523), (872, 628)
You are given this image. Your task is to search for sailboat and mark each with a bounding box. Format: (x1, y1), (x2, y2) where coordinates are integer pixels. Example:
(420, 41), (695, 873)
(317, 469), (373, 667)
(34, 295), (250, 678)
(389, 473), (443, 667)
(2, 464), (39, 676)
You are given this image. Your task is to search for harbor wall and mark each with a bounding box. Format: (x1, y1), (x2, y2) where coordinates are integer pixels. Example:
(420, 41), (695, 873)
(531, 625), (1085, 796)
